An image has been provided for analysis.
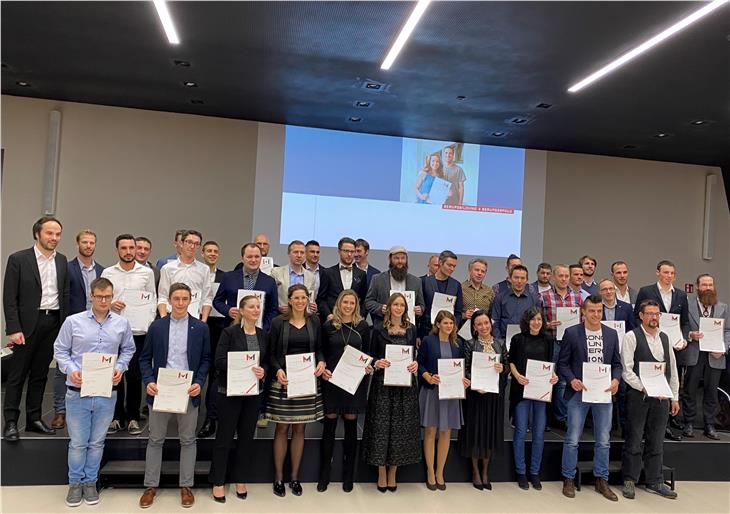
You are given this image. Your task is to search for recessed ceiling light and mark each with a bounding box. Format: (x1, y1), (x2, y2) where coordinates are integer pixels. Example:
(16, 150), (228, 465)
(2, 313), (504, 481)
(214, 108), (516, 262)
(16, 81), (30, 87)
(690, 119), (707, 125)
(354, 101), (373, 108)
(510, 117), (529, 125)
(153, 0), (180, 45)
(536, 102), (552, 109)
(491, 131), (506, 137)
(190, 99), (204, 105)
(456, 95), (467, 101)
(183, 81), (197, 88)
(567, 0), (729, 93)
(654, 132), (670, 138)
(348, 116), (362, 123)
(173, 59), (191, 67)
(380, 0), (431, 70)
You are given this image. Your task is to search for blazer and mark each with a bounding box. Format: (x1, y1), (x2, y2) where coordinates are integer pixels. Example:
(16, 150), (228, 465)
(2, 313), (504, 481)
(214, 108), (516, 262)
(144, 261), (161, 290)
(680, 297), (730, 369)
(268, 315), (324, 374)
(68, 257), (105, 315)
(360, 264), (381, 289)
(463, 336), (508, 379)
(212, 269), (279, 330)
(3, 247), (70, 337)
(365, 270), (426, 324)
(417, 334), (466, 389)
(634, 284), (690, 339)
(139, 314), (211, 407)
(420, 275), (463, 337)
(270, 265), (316, 307)
(602, 299), (636, 331)
(214, 324), (268, 394)
(317, 263), (368, 322)
(557, 324), (622, 401)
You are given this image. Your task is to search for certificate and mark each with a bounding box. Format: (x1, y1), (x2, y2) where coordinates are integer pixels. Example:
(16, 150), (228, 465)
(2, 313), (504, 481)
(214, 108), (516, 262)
(431, 292), (456, 324)
(227, 351), (260, 396)
(153, 368), (193, 414)
(120, 289), (157, 332)
(260, 257), (274, 276)
(505, 324), (521, 351)
(639, 362), (673, 398)
(523, 359), (554, 402)
(187, 290), (202, 318)
(582, 362), (611, 404)
(659, 313), (684, 347)
(457, 319), (472, 341)
(384, 344), (413, 387)
(470, 353), (500, 393)
(438, 359), (465, 399)
(285, 352), (316, 398)
(330, 345), (372, 395)
(80, 352), (116, 398)
(426, 176), (451, 205)
(209, 283), (224, 318)
(390, 289), (416, 322)
(237, 289), (266, 328)
(699, 318), (726, 353)
(556, 307), (581, 340)
(601, 320), (625, 352)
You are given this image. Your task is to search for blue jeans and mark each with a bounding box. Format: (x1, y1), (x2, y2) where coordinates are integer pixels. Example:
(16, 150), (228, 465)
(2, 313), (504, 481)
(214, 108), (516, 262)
(552, 343), (567, 423)
(66, 389), (117, 484)
(561, 392), (612, 480)
(513, 399), (546, 475)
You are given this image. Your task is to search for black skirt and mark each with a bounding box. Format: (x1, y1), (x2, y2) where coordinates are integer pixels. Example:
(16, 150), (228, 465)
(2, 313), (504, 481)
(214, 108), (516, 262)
(322, 374), (370, 415)
(458, 388), (504, 458)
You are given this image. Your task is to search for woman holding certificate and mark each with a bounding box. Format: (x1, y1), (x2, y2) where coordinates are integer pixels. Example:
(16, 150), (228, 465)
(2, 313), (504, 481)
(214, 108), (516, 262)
(459, 310), (507, 490)
(318, 290), (372, 493)
(209, 295), (267, 503)
(508, 307), (558, 491)
(267, 284), (325, 497)
(418, 310), (468, 491)
(361, 293), (420, 492)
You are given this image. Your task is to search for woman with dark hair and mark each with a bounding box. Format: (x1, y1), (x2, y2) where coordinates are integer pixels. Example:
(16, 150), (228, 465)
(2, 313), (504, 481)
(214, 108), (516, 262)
(459, 310), (507, 490)
(318, 290), (372, 493)
(209, 295), (267, 502)
(361, 293), (420, 492)
(508, 307), (558, 491)
(267, 283), (326, 498)
(415, 154), (444, 204)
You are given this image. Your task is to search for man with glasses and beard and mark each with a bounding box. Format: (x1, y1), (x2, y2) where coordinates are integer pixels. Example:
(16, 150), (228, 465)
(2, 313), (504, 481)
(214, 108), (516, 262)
(365, 246), (425, 325)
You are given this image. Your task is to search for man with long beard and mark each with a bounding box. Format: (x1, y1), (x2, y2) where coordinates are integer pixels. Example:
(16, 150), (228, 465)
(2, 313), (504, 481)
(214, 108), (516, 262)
(365, 246), (425, 325)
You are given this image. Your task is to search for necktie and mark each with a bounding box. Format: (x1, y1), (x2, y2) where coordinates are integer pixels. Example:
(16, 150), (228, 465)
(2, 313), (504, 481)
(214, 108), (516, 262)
(340, 266), (352, 272)
(245, 273), (254, 290)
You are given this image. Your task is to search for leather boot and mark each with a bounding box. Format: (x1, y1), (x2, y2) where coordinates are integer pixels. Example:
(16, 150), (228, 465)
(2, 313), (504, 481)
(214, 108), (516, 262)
(342, 418), (358, 492)
(317, 417), (337, 492)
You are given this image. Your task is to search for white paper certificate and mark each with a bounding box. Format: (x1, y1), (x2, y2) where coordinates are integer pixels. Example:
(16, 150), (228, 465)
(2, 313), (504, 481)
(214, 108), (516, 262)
(153, 368), (193, 414)
(523, 359), (554, 402)
(330, 345), (372, 395)
(505, 324), (521, 351)
(639, 362), (673, 398)
(285, 352), (316, 398)
(237, 289), (265, 328)
(556, 307), (581, 340)
(209, 283), (224, 318)
(384, 344), (413, 387)
(80, 352), (116, 398)
(457, 319), (472, 341)
(699, 318), (725, 353)
(431, 292), (456, 324)
(260, 257), (274, 276)
(438, 358), (465, 399)
(427, 176), (451, 205)
(121, 289), (157, 332)
(227, 351), (260, 396)
(660, 313), (684, 347)
(470, 353), (500, 393)
(582, 362), (611, 404)
(390, 289), (415, 322)
(601, 320), (626, 352)
(187, 290), (202, 318)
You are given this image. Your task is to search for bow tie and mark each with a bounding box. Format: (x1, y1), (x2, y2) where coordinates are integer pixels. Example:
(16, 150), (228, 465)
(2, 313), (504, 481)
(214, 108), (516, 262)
(340, 266), (352, 272)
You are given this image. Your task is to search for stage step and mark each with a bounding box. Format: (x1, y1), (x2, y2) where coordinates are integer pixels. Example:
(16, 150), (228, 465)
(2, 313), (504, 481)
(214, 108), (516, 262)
(99, 460), (212, 488)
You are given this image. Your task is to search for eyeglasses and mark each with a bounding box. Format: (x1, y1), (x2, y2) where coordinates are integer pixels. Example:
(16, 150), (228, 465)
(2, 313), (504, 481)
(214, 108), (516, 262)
(642, 312), (661, 318)
(92, 295), (113, 302)
(183, 240), (201, 247)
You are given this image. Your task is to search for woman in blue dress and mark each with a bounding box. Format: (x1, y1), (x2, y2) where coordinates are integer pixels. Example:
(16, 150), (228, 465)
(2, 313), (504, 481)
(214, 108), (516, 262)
(415, 153), (444, 204)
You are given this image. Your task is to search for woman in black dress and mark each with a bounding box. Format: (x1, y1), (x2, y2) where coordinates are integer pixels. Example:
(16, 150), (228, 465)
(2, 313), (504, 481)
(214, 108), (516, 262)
(361, 293), (420, 492)
(318, 290), (372, 492)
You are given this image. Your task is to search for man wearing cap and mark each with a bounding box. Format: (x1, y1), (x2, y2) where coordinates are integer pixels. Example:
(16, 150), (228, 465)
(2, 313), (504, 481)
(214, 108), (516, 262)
(365, 246), (425, 325)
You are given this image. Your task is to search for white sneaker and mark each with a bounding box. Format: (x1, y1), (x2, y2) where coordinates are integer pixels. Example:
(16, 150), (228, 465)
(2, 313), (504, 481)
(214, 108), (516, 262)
(128, 420), (143, 435)
(256, 415), (269, 429)
(107, 420), (123, 434)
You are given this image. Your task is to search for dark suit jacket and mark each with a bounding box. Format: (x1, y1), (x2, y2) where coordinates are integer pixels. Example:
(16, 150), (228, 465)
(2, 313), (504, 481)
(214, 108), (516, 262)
(3, 247), (70, 337)
(214, 324), (268, 394)
(317, 264), (367, 321)
(212, 269), (279, 330)
(602, 299), (636, 331)
(68, 257), (105, 315)
(360, 264), (381, 289)
(420, 275), (463, 337)
(365, 270), (426, 324)
(557, 324), (622, 401)
(143, 261), (161, 290)
(417, 334), (466, 389)
(634, 284), (690, 339)
(139, 314), (211, 407)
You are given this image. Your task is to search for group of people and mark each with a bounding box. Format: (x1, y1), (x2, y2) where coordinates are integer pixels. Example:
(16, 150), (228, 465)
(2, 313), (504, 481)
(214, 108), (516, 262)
(3, 216), (728, 508)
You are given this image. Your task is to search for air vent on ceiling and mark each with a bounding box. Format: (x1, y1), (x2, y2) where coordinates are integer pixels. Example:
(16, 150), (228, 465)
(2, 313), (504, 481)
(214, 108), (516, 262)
(353, 101), (373, 109)
(354, 78), (391, 94)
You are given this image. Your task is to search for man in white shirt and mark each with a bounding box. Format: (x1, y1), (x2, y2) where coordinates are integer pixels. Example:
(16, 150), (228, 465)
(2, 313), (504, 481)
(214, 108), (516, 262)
(134, 236), (160, 289)
(304, 240), (322, 298)
(102, 234), (156, 435)
(611, 261), (637, 305)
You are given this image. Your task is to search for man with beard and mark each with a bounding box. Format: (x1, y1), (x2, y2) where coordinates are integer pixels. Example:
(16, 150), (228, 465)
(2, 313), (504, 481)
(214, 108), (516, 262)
(317, 237), (368, 321)
(680, 274), (729, 440)
(102, 234), (156, 435)
(532, 262), (553, 294)
(611, 261), (637, 306)
(365, 246), (425, 325)
(580, 255), (599, 296)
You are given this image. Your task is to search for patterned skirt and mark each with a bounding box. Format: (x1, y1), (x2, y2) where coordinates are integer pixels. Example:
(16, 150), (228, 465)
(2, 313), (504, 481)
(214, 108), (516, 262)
(265, 380), (324, 424)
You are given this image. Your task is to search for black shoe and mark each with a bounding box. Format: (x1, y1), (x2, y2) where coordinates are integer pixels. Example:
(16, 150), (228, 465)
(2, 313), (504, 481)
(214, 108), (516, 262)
(377, 485), (388, 493)
(289, 480), (303, 496)
(484, 481), (492, 490)
(236, 491), (247, 500)
(682, 425), (695, 438)
(669, 417), (684, 430)
(544, 425), (551, 432)
(316, 481), (328, 492)
(387, 485), (397, 492)
(25, 420), (55, 434)
(3, 422), (19, 442)
(665, 427), (682, 441)
(212, 494), (226, 504)
(704, 425), (720, 440)
(196, 418), (216, 438)
(342, 481), (353, 493)
(273, 481), (286, 497)
(530, 475), (542, 490)
(517, 474), (529, 490)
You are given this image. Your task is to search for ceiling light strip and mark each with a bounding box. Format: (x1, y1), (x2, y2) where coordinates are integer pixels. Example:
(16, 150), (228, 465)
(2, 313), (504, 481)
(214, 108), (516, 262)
(153, 0), (180, 45)
(380, 0), (431, 70)
(568, 0), (728, 93)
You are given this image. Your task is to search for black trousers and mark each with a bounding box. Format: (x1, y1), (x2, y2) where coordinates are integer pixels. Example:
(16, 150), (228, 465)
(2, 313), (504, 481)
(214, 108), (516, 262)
(113, 334), (145, 423)
(3, 311), (61, 424)
(681, 352), (722, 426)
(622, 388), (669, 485)
(208, 393), (259, 485)
(203, 318), (225, 420)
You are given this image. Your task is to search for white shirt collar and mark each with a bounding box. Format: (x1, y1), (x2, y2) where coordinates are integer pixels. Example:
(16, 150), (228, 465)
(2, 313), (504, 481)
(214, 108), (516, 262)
(34, 244), (56, 260)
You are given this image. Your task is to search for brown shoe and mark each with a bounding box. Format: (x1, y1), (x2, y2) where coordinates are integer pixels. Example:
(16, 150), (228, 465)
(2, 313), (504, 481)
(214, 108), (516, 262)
(139, 488), (156, 508)
(51, 413), (66, 430)
(181, 487), (195, 508)
(595, 478), (618, 501)
(562, 478), (576, 498)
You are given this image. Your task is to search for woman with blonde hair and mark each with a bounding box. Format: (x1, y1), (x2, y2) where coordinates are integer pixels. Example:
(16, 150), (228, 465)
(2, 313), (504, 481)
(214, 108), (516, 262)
(415, 153), (444, 204)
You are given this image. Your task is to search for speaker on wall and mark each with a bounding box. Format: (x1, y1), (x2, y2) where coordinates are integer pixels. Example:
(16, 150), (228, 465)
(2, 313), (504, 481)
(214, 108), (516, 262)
(702, 173), (717, 261)
(42, 110), (62, 215)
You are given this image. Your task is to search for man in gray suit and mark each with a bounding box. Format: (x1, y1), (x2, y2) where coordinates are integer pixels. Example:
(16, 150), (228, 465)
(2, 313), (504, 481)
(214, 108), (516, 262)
(365, 246), (425, 325)
(680, 273), (730, 440)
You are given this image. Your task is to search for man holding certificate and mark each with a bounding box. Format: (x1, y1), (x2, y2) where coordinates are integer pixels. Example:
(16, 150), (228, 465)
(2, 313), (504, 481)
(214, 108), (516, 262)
(138, 283), (211, 509)
(620, 299), (680, 499)
(557, 295), (621, 501)
(419, 250), (463, 339)
(53, 277), (135, 507)
(365, 246), (425, 326)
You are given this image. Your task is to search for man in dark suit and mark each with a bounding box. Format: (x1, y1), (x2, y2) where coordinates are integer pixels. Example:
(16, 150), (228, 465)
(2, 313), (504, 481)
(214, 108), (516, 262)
(135, 236), (160, 289)
(3, 216), (70, 440)
(317, 237), (367, 322)
(420, 250), (463, 339)
(138, 282), (210, 509)
(354, 238), (380, 289)
(558, 295), (622, 501)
